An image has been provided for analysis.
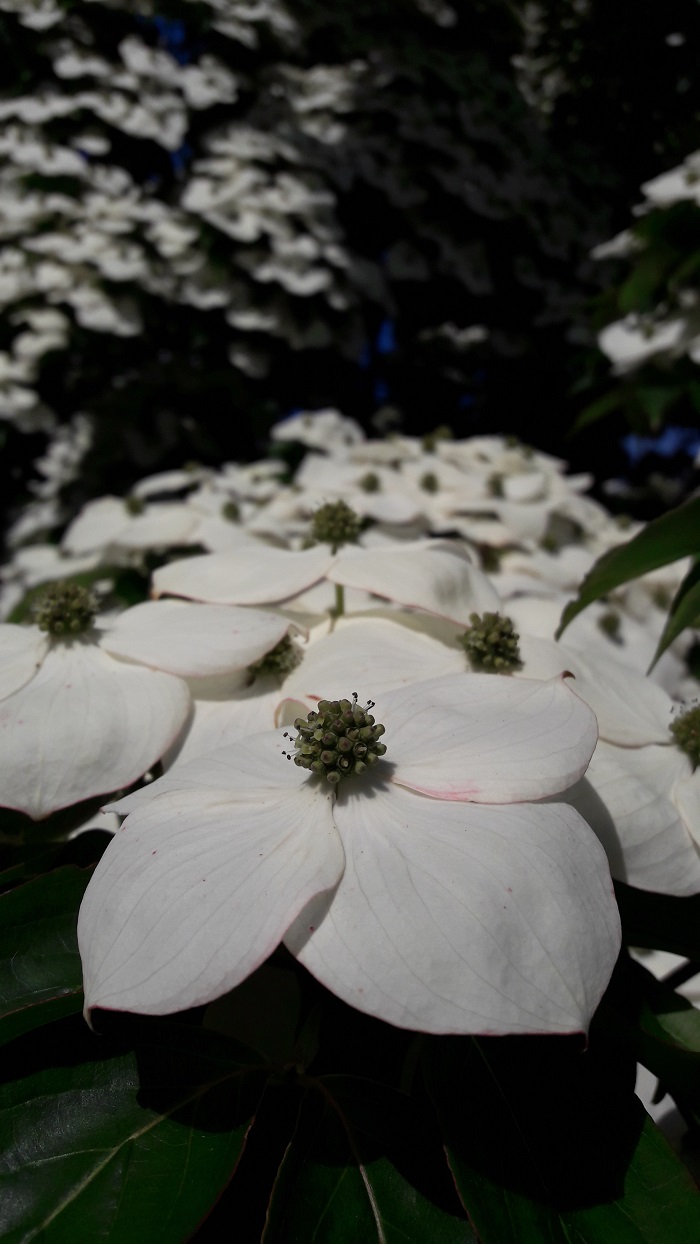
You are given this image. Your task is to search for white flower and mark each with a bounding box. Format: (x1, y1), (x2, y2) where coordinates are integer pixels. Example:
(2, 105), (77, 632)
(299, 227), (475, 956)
(0, 592), (295, 818)
(78, 672), (620, 1036)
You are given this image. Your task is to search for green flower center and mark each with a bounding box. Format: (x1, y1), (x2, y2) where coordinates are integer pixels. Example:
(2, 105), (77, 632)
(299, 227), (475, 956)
(670, 705), (700, 768)
(33, 581), (97, 637)
(284, 694), (387, 784)
(651, 586), (671, 610)
(310, 500), (363, 554)
(421, 424), (452, 453)
(249, 634), (301, 679)
(487, 473), (504, 498)
(460, 611), (522, 673)
(221, 500), (240, 522)
(124, 495), (145, 516)
(359, 472), (381, 493)
(597, 610), (622, 644)
(420, 471), (439, 493)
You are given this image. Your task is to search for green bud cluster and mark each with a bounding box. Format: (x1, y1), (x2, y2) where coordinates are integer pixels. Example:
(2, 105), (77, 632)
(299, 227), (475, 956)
(285, 694), (387, 784)
(359, 471), (381, 493)
(221, 500), (240, 522)
(311, 500), (363, 553)
(460, 611), (522, 673)
(33, 581), (97, 637)
(651, 586), (671, 611)
(597, 610), (622, 644)
(477, 544), (504, 573)
(670, 705), (700, 769)
(249, 634), (301, 679)
(421, 425), (452, 454)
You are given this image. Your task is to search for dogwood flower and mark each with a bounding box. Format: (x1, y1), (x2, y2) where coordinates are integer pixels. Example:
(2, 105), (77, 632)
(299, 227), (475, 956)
(0, 585), (296, 818)
(78, 672), (620, 1036)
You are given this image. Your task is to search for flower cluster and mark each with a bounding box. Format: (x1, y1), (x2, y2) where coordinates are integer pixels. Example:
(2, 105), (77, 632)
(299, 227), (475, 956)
(1, 411), (698, 1044)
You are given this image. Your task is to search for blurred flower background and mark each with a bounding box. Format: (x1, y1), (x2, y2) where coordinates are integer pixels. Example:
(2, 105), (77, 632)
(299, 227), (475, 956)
(2, 0), (700, 546)
(2, 3), (700, 1241)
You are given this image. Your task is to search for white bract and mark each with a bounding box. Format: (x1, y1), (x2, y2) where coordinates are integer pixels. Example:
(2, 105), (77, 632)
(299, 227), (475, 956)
(79, 672), (621, 1036)
(0, 596), (295, 818)
(151, 536), (500, 624)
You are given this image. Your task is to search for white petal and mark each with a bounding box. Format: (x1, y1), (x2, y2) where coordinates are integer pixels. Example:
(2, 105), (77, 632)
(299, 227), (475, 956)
(79, 767), (341, 1016)
(62, 497), (129, 554)
(164, 680), (282, 768)
(358, 493), (424, 524)
(0, 624), (48, 701)
(564, 742), (700, 897)
(110, 728), (314, 814)
(152, 544), (334, 605)
(116, 504), (199, 549)
(99, 600), (291, 677)
(675, 769), (700, 853)
(0, 642), (190, 818)
(381, 673), (597, 801)
(518, 636), (673, 746)
(286, 783), (620, 1034)
(329, 540), (500, 624)
(282, 617), (463, 706)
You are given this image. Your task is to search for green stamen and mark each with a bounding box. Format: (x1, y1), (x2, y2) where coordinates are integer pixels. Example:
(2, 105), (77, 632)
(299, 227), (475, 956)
(32, 581), (97, 637)
(460, 611), (522, 673)
(249, 634), (301, 679)
(311, 500), (363, 554)
(284, 693), (387, 784)
(670, 704), (700, 769)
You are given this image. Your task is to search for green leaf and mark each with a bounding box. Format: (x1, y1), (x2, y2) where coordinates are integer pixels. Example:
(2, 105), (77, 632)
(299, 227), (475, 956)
(635, 384), (681, 431)
(425, 1031), (700, 1243)
(0, 868), (89, 1045)
(556, 496), (700, 638)
(0, 1018), (262, 1243)
(648, 559), (700, 669)
(618, 250), (671, 314)
(264, 1075), (474, 1243)
(615, 882), (700, 961)
(624, 959), (700, 1104)
(570, 387), (625, 434)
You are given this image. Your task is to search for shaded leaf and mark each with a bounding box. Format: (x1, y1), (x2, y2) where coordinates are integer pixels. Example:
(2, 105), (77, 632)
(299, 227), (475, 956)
(0, 1017), (262, 1243)
(203, 961), (301, 1067)
(635, 384), (681, 431)
(264, 1075), (473, 1243)
(425, 1029), (700, 1242)
(615, 882), (700, 961)
(626, 958), (700, 1105)
(556, 497), (700, 638)
(571, 386), (625, 433)
(0, 867), (89, 1045)
(648, 559), (700, 669)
